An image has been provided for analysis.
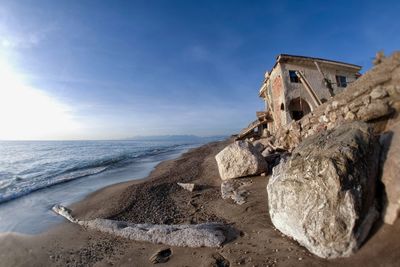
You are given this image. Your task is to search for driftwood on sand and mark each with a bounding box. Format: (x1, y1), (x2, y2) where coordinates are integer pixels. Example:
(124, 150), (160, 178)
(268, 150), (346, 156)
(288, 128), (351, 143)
(52, 205), (234, 248)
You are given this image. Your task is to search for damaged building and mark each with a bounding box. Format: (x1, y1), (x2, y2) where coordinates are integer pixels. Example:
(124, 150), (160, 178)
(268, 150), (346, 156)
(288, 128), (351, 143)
(237, 54), (361, 139)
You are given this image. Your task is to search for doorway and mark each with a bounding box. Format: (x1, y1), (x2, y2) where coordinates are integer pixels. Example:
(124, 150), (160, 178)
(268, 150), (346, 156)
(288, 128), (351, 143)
(288, 97), (311, 121)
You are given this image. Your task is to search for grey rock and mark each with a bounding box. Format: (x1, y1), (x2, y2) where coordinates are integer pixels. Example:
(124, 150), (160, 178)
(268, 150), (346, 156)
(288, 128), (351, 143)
(221, 179), (252, 205)
(149, 248), (172, 264)
(344, 111), (356, 121)
(357, 100), (392, 121)
(261, 148), (271, 157)
(253, 142), (265, 153)
(253, 138), (273, 152)
(215, 141), (268, 180)
(52, 205), (78, 223)
(370, 86), (388, 99)
(267, 122), (380, 258)
(208, 253), (230, 267)
(331, 100), (339, 109)
(177, 182), (196, 192)
(380, 122), (400, 224)
(262, 128), (270, 137)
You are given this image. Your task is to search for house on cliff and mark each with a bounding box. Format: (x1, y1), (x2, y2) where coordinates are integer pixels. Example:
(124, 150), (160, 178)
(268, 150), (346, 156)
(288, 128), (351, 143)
(237, 54), (361, 139)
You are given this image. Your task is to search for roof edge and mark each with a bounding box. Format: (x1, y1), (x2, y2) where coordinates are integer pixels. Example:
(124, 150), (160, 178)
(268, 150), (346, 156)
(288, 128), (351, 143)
(277, 54), (362, 70)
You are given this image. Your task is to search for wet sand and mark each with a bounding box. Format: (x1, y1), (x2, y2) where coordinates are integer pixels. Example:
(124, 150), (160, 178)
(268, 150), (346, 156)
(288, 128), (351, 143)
(0, 140), (399, 267)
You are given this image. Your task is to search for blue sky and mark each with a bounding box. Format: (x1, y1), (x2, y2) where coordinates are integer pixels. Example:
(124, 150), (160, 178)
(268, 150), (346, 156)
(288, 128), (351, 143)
(0, 0), (399, 140)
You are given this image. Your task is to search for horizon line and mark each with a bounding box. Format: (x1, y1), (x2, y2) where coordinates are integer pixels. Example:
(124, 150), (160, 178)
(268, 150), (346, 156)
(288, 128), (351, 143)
(0, 134), (229, 142)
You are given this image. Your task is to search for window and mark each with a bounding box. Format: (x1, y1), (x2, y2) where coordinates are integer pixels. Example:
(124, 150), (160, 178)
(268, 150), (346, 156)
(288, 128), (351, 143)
(289, 70), (300, 83)
(336, 75), (347, 87)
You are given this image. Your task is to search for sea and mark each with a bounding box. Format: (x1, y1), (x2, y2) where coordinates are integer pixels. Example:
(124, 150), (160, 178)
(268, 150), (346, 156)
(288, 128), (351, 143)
(0, 138), (219, 234)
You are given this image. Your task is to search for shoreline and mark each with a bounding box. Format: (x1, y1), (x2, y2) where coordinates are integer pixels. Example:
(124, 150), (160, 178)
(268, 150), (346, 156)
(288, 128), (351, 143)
(0, 139), (399, 267)
(0, 142), (201, 234)
(68, 143), (207, 221)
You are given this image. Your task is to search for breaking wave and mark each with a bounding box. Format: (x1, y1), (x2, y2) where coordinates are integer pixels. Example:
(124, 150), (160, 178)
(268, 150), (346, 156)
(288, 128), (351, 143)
(0, 141), (190, 204)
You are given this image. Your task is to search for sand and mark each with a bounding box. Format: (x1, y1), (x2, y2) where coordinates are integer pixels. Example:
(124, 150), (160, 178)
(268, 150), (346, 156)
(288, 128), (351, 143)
(0, 140), (399, 267)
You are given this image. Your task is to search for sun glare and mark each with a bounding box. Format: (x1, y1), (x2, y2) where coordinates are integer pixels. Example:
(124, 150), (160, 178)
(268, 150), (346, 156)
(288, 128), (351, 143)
(0, 59), (80, 140)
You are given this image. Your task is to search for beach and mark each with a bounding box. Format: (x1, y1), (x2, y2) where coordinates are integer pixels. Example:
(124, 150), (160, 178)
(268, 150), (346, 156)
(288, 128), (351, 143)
(0, 139), (399, 267)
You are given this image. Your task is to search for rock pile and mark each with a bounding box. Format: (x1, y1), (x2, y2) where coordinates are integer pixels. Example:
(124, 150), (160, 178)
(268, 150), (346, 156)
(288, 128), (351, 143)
(215, 141), (267, 205)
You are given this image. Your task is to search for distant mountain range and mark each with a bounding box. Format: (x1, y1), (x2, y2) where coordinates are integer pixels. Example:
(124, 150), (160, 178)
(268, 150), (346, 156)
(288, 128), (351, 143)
(126, 135), (227, 142)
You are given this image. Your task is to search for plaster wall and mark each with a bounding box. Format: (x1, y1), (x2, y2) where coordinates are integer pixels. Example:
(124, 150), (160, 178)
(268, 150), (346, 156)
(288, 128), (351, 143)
(279, 62), (359, 126)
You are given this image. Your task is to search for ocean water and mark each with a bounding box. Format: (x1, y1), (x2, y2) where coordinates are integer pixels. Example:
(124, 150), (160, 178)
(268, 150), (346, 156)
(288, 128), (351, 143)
(0, 140), (207, 234)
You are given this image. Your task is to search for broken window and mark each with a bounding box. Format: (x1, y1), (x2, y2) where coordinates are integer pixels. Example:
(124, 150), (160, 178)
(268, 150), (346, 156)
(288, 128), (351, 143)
(336, 75), (347, 87)
(289, 70), (300, 83)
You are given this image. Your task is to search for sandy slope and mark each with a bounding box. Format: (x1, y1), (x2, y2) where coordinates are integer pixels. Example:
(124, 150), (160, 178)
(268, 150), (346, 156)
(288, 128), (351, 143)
(0, 140), (399, 267)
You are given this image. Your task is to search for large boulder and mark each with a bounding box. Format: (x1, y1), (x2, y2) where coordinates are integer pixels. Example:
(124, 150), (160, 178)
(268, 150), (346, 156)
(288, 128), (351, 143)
(267, 122), (380, 258)
(215, 141), (268, 180)
(380, 121), (400, 224)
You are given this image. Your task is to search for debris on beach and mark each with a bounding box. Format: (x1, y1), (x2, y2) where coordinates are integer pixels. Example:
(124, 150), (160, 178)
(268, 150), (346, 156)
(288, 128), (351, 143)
(52, 204), (233, 248)
(149, 248), (172, 264)
(52, 205), (78, 223)
(220, 179), (252, 205)
(177, 182), (197, 192)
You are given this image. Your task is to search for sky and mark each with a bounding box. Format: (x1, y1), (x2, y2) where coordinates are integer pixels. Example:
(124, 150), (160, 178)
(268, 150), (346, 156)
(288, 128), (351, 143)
(0, 0), (399, 140)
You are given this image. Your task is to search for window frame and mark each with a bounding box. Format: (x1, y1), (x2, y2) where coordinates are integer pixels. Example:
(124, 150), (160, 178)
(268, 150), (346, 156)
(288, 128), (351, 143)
(336, 75), (347, 88)
(289, 70), (300, 83)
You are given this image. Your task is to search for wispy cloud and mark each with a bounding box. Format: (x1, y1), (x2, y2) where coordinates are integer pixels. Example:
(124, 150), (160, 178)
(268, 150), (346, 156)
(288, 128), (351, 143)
(0, 4), (56, 50)
(0, 26), (54, 49)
